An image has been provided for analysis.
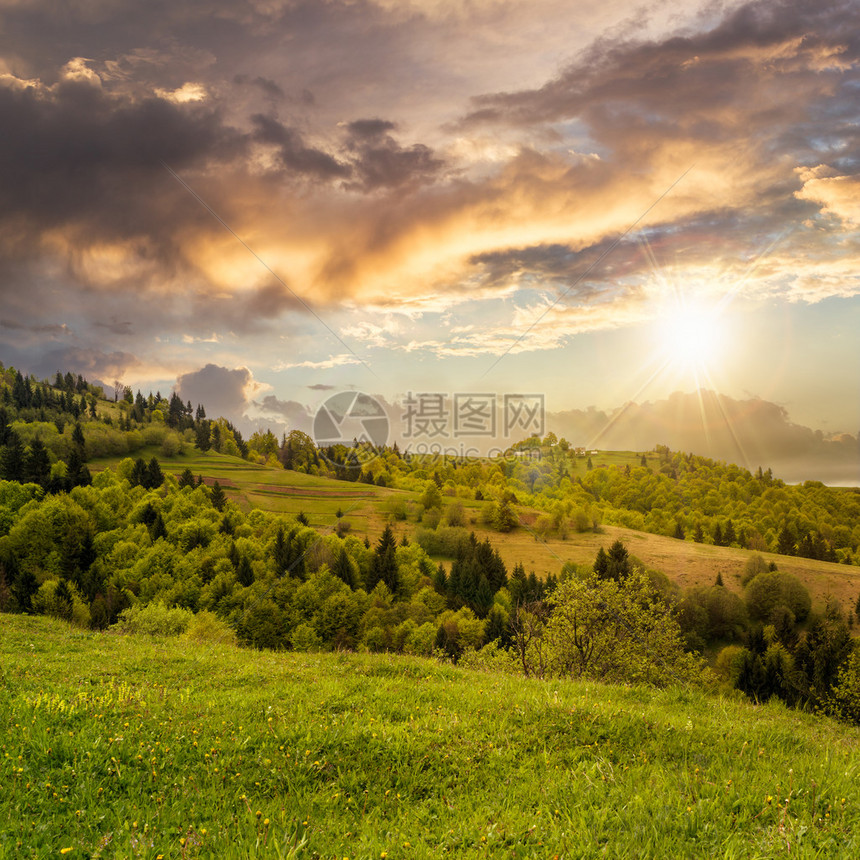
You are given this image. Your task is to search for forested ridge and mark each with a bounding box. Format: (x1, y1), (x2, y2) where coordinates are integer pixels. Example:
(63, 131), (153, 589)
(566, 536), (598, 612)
(2, 360), (860, 725)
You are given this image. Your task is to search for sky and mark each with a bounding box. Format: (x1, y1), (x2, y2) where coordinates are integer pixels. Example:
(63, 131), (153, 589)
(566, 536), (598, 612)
(0, 0), (859, 481)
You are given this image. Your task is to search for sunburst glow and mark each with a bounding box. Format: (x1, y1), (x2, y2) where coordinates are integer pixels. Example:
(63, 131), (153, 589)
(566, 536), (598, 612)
(663, 307), (722, 365)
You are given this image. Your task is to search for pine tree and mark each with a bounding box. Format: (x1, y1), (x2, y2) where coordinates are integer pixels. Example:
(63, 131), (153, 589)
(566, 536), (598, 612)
(150, 513), (168, 541)
(713, 522), (724, 547)
(195, 420), (211, 452)
(219, 514), (234, 536)
(673, 521), (685, 540)
(75, 465), (92, 487)
(13, 562), (38, 613)
(272, 526), (289, 576)
(237, 555), (254, 587)
(178, 467), (196, 489)
(368, 525), (399, 594)
(724, 519), (737, 546)
(333, 546), (355, 588)
(210, 480), (226, 512)
(66, 448), (84, 489)
(433, 563), (448, 594)
(606, 540), (631, 581)
(593, 546), (609, 579)
(129, 457), (147, 488)
(0, 407), (10, 446)
(72, 422), (86, 458)
(0, 431), (25, 482)
(146, 457), (164, 489)
(474, 575), (494, 618)
(777, 525), (796, 556)
(484, 606), (510, 647)
(296, 511), (309, 526)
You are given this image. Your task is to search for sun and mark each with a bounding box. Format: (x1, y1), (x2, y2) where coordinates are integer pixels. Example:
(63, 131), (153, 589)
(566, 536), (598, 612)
(655, 300), (726, 380)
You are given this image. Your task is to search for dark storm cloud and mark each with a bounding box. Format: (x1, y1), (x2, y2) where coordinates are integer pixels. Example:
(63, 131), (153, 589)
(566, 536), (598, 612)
(463, 0), (860, 142)
(20, 346), (144, 382)
(469, 240), (646, 298)
(251, 113), (350, 180)
(343, 117), (445, 191)
(234, 74), (285, 100)
(0, 320), (68, 335)
(0, 81), (243, 235)
(95, 319), (134, 336)
(346, 119), (397, 139)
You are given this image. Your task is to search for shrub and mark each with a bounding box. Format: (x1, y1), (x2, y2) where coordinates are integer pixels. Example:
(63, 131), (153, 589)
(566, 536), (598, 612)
(414, 526), (471, 557)
(161, 433), (182, 458)
(384, 497), (409, 521)
(33, 579), (90, 628)
(742, 554), (770, 586)
(444, 500), (466, 528)
(117, 602), (192, 636)
(291, 623), (322, 652)
(183, 611), (236, 646)
(825, 645), (860, 725)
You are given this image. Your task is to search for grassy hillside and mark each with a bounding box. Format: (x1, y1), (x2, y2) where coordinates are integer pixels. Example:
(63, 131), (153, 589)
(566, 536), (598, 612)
(2, 614), (860, 858)
(90, 447), (860, 617)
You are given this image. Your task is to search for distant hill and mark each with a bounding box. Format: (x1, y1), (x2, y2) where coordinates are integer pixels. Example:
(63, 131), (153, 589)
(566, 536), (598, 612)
(547, 389), (859, 486)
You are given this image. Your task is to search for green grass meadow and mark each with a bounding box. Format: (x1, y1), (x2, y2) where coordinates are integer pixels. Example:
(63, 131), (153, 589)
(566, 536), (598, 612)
(2, 615), (860, 858)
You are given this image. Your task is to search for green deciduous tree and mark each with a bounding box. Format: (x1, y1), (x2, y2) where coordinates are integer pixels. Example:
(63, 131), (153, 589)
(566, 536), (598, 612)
(537, 568), (704, 687)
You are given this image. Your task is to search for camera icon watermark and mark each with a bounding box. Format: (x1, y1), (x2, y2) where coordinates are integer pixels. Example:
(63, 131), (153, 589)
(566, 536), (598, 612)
(313, 391), (389, 470)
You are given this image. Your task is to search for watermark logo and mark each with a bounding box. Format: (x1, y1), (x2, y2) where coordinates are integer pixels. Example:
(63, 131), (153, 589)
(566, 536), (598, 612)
(402, 392), (545, 440)
(313, 391), (389, 468)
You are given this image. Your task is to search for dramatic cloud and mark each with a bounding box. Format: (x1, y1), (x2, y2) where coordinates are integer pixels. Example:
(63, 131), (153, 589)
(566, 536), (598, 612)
(175, 364), (262, 420)
(0, 0), (857, 473)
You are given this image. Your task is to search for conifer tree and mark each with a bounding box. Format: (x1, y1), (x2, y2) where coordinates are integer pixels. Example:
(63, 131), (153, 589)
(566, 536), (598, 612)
(237, 555), (254, 587)
(368, 525), (399, 594)
(724, 519), (737, 546)
(272, 526), (289, 577)
(0, 430), (25, 482)
(333, 546), (356, 588)
(150, 513), (168, 541)
(146, 457), (164, 489)
(129, 457), (147, 488)
(178, 467), (196, 489)
(210, 480), (226, 512)
(72, 422), (86, 458)
(433, 562), (447, 595)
